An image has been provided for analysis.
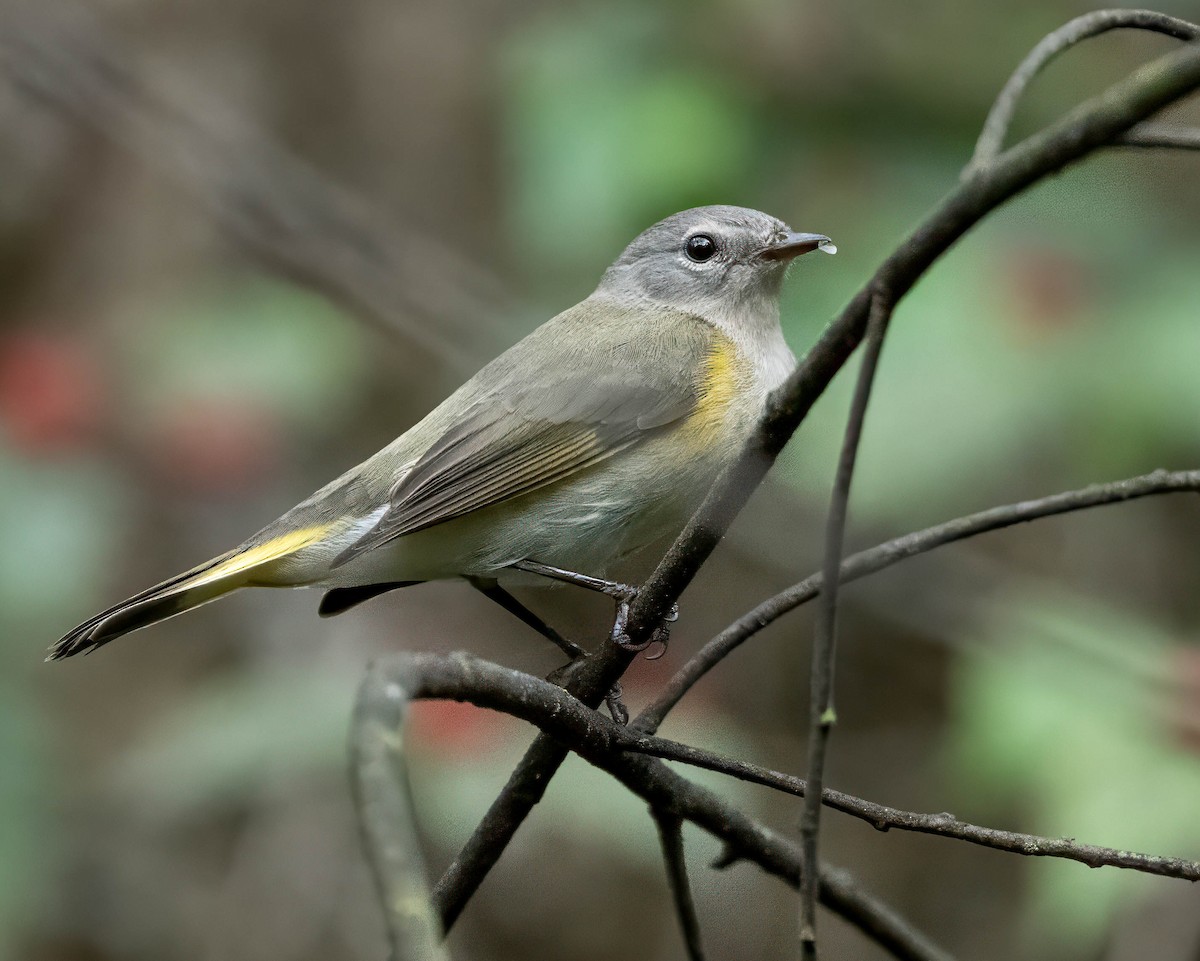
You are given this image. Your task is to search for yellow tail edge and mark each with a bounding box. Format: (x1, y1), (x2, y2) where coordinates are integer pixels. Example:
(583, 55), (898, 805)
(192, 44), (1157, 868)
(48, 524), (334, 660)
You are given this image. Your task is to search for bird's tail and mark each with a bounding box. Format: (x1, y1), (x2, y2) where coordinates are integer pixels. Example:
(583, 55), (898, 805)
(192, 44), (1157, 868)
(48, 524), (335, 660)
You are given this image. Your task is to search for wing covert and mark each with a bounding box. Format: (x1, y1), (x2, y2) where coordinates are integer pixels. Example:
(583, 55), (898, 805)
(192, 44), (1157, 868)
(331, 303), (714, 567)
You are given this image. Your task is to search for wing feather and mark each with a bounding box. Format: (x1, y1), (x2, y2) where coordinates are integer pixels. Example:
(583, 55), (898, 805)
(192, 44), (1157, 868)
(331, 303), (714, 568)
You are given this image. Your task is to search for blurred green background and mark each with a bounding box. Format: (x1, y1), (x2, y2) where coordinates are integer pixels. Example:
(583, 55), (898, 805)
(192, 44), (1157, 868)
(2, 1), (1200, 959)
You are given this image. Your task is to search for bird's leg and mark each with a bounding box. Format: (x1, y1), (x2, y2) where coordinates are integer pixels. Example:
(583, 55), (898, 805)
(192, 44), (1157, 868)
(512, 560), (637, 599)
(511, 559), (679, 655)
(468, 577), (585, 659)
(463, 573), (633, 715)
(468, 577), (628, 722)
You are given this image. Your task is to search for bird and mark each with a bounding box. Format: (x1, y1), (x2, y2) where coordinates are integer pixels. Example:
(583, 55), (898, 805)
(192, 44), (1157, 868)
(49, 205), (834, 661)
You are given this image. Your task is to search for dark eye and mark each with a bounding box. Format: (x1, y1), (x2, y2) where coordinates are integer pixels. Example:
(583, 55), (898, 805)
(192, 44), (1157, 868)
(685, 234), (717, 263)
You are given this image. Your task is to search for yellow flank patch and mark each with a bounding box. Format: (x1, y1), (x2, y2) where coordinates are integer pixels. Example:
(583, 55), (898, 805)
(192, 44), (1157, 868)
(194, 523), (335, 586)
(689, 334), (742, 437)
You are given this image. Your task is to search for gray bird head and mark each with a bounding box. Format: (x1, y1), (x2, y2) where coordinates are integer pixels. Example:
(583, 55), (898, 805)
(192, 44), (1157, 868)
(595, 205), (834, 323)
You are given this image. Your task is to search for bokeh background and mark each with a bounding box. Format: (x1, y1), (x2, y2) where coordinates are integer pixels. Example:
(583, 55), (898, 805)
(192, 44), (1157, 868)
(3, 0), (1200, 958)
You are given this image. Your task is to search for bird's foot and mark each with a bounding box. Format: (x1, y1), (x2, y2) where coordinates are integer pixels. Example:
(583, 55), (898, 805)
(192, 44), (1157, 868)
(610, 589), (679, 658)
(509, 560), (679, 661)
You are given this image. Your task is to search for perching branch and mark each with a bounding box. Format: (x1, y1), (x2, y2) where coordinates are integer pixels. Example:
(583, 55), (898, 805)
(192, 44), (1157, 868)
(435, 37), (1200, 923)
(624, 735), (1200, 881)
(353, 642), (1200, 961)
(966, 9), (1199, 173)
(365, 651), (956, 961)
(651, 809), (708, 961)
(365, 647), (1200, 961)
(634, 468), (1200, 735)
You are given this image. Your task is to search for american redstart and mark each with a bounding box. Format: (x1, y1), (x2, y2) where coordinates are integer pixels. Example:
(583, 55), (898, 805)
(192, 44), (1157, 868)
(51, 206), (834, 660)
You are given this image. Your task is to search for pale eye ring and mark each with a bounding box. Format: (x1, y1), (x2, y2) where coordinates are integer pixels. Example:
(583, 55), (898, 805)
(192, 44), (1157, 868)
(685, 234), (717, 263)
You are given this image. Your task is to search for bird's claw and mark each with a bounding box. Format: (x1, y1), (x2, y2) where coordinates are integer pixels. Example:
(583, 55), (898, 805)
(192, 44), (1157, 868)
(643, 623), (671, 660)
(609, 588), (675, 658)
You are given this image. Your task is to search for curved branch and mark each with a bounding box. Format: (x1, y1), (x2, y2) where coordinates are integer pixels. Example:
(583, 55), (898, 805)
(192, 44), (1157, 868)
(373, 651), (955, 961)
(634, 468), (1200, 734)
(437, 42), (1200, 921)
(967, 9), (1200, 173)
(351, 668), (447, 961)
(625, 735), (1200, 882)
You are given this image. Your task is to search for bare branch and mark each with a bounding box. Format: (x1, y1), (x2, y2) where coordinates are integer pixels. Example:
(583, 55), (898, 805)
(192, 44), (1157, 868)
(350, 668), (447, 961)
(800, 288), (894, 957)
(651, 809), (708, 961)
(381, 651), (955, 961)
(634, 468), (1200, 734)
(626, 735), (1200, 882)
(373, 645), (1195, 961)
(1118, 121), (1200, 149)
(436, 42), (1200, 921)
(967, 9), (1199, 174)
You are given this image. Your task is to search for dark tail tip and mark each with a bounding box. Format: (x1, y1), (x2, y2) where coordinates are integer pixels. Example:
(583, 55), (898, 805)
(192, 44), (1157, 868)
(47, 623), (105, 660)
(48, 588), (193, 661)
(47, 549), (248, 662)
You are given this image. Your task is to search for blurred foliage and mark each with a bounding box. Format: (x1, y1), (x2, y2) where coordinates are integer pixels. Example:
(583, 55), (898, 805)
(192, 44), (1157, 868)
(949, 585), (1200, 954)
(0, 450), (127, 959)
(124, 279), (367, 434)
(2, 0), (1199, 959)
(503, 5), (761, 279)
(788, 191), (1200, 529)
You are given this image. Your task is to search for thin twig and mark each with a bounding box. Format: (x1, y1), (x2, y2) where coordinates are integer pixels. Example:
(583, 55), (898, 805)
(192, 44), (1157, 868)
(625, 735), (1200, 881)
(651, 809), (707, 961)
(634, 468), (1200, 734)
(1118, 121), (1200, 150)
(800, 288), (893, 958)
(434, 42), (1200, 923)
(376, 651), (956, 961)
(966, 9), (1200, 174)
(350, 666), (447, 961)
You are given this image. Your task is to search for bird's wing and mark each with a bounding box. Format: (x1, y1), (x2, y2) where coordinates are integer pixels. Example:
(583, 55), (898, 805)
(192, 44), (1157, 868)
(332, 303), (714, 567)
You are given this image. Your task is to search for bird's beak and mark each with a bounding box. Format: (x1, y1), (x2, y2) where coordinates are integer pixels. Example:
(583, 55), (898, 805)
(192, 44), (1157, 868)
(759, 232), (837, 261)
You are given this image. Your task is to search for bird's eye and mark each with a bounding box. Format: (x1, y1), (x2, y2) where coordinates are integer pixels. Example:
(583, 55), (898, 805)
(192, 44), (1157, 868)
(685, 234), (717, 263)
